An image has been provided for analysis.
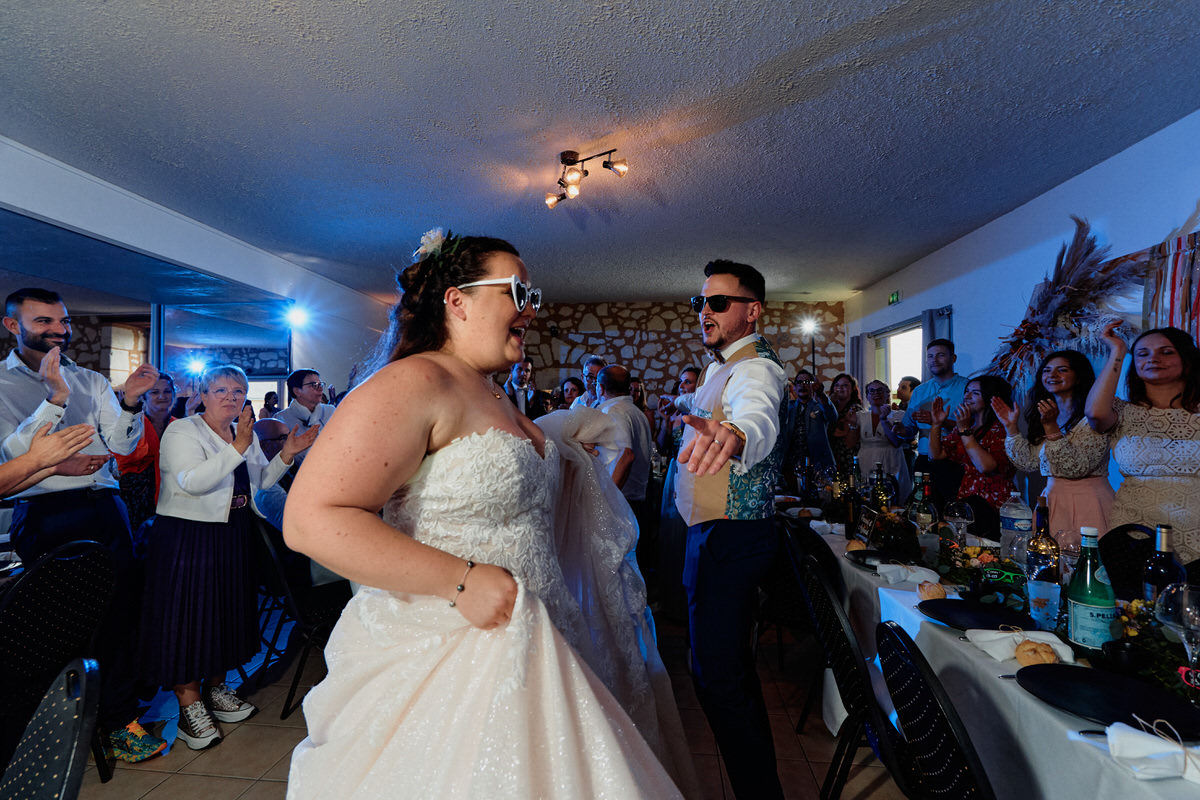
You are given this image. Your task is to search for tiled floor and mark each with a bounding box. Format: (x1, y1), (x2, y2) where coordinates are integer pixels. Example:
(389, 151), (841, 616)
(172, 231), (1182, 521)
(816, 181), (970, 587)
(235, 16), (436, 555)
(79, 618), (904, 800)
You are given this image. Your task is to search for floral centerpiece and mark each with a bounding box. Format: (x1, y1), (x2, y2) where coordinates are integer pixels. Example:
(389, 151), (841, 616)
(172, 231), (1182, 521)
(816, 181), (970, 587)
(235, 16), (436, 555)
(1109, 598), (1192, 699)
(936, 530), (1026, 607)
(868, 509), (921, 563)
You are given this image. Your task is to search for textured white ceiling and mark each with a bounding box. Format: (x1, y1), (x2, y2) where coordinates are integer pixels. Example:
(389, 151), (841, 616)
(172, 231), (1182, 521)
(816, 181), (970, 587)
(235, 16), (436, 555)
(2, 0), (1198, 305)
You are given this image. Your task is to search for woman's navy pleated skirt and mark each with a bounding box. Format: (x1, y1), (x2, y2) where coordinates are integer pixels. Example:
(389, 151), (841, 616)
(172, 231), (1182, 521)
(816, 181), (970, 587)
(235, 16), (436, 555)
(138, 506), (259, 688)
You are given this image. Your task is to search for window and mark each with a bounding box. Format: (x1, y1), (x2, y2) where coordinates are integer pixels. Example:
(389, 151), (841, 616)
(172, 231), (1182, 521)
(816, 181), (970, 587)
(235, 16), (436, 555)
(873, 323), (923, 401)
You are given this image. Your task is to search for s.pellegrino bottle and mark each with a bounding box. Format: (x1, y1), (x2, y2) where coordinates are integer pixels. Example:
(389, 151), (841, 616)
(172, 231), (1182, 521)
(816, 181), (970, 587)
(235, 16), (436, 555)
(1142, 524), (1185, 603)
(1066, 526), (1117, 651)
(1025, 496), (1060, 583)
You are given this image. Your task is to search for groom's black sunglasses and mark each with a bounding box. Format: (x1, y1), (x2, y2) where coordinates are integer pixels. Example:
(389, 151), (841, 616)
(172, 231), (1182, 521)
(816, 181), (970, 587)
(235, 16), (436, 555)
(689, 294), (757, 313)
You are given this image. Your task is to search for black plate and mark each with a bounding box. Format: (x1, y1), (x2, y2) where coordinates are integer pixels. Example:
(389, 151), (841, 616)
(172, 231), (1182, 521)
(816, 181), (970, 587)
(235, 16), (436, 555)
(1017, 663), (1200, 738)
(843, 549), (888, 572)
(916, 598), (1035, 630)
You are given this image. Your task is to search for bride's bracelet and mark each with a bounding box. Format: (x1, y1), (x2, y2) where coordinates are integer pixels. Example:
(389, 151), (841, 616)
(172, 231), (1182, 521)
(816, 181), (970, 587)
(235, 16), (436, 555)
(448, 560), (476, 608)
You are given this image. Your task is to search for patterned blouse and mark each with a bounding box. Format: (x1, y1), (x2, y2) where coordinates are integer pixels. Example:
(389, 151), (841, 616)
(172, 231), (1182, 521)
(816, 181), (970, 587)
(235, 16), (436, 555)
(941, 424), (1016, 509)
(1004, 422), (1110, 479)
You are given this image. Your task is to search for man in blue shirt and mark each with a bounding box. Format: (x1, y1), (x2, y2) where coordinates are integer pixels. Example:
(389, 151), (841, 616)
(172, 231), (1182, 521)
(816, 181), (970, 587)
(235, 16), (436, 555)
(898, 338), (969, 504)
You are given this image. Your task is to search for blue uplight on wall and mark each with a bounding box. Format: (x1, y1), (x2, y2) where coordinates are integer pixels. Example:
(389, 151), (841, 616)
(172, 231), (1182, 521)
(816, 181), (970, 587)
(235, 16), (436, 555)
(286, 306), (310, 328)
(187, 358), (207, 375)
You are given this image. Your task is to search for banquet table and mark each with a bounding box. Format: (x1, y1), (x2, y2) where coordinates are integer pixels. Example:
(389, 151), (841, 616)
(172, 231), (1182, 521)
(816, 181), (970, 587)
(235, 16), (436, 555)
(812, 531), (1196, 800)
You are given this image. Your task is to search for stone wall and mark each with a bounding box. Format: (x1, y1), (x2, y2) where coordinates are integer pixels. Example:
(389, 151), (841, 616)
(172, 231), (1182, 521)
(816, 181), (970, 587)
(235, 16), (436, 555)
(525, 300), (845, 395)
(164, 345), (291, 378)
(56, 316), (149, 389)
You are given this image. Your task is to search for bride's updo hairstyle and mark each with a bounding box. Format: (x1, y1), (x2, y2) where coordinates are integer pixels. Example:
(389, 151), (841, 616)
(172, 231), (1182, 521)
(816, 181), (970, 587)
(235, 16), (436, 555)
(379, 230), (520, 364)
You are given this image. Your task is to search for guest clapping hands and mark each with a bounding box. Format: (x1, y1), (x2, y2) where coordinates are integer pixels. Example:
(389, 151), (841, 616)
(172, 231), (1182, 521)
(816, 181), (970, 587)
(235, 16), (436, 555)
(929, 376), (1016, 514)
(1086, 322), (1200, 561)
(0, 422), (94, 496)
(993, 350), (1113, 540)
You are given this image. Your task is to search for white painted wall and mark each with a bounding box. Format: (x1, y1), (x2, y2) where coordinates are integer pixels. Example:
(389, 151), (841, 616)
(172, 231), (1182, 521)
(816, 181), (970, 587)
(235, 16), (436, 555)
(846, 108), (1200, 380)
(0, 136), (388, 384)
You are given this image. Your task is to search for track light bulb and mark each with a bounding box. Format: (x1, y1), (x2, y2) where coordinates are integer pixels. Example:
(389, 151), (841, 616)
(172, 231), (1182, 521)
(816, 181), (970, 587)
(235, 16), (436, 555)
(545, 192), (564, 209)
(563, 165), (584, 185)
(565, 183), (581, 199)
(603, 158), (629, 177)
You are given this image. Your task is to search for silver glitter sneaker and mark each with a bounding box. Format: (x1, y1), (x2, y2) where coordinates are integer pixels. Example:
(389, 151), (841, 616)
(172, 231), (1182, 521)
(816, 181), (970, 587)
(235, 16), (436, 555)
(206, 683), (257, 723)
(177, 700), (221, 750)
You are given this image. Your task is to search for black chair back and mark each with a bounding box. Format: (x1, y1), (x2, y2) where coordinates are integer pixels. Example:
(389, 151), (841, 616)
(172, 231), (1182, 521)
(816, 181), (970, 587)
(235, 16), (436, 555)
(0, 541), (114, 770)
(251, 519), (351, 718)
(788, 544), (917, 799)
(0, 658), (99, 800)
(1098, 523), (1154, 600)
(876, 621), (996, 800)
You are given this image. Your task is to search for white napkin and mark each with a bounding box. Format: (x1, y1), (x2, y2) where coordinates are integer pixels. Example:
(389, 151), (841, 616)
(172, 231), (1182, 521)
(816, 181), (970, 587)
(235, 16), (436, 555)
(1106, 722), (1200, 783)
(876, 563), (939, 585)
(809, 520), (832, 535)
(964, 629), (1076, 664)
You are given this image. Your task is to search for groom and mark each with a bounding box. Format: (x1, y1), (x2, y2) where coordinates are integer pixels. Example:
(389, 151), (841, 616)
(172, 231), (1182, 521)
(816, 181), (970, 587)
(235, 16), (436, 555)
(673, 259), (787, 800)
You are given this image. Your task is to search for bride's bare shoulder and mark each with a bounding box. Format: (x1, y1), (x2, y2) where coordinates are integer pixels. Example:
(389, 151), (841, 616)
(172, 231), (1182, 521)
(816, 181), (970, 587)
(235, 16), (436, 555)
(356, 355), (458, 400)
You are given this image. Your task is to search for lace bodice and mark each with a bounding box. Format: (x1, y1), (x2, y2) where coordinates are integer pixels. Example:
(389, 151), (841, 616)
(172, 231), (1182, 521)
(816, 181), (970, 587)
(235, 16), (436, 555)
(1004, 422), (1110, 479)
(1108, 399), (1200, 562)
(382, 428), (584, 644)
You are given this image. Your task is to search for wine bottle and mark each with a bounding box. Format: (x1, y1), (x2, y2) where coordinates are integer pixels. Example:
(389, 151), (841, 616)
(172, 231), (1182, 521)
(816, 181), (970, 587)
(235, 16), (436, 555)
(909, 476), (937, 535)
(1025, 496), (1060, 583)
(1066, 526), (1117, 651)
(1142, 524), (1185, 603)
(870, 462), (893, 511)
(799, 456), (819, 505)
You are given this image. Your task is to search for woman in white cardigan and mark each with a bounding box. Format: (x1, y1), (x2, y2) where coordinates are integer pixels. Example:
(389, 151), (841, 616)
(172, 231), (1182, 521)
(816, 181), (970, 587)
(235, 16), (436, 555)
(139, 365), (317, 751)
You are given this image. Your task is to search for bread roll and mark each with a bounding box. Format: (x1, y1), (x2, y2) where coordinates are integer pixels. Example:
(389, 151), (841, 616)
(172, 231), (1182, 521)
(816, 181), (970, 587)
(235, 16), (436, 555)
(917, 581), (945, 600)
(846, 539), (867, 552)
(796, 508), (813, 518)
(1015, 640), (1058, 666)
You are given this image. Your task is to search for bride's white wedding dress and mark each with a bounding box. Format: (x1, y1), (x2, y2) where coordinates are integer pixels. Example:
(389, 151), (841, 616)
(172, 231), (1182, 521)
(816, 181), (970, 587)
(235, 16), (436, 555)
(286, 429), (683, 799)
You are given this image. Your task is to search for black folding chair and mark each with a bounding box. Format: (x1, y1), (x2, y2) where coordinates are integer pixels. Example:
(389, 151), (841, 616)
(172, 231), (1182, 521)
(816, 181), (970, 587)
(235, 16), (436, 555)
(0, 541), (114, 781)
(876, 621), (996, 800)
(0, 658), (100, 800)
(780, 518), (848, 735)
(251, 519), (351, 718)
(791, 550), (918, 799)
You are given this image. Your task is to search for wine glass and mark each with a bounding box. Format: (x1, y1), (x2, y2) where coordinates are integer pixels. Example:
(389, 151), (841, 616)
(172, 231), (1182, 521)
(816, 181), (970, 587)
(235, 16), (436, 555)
(1154, 583), (1200, 695)
(943, 501), (973, 547)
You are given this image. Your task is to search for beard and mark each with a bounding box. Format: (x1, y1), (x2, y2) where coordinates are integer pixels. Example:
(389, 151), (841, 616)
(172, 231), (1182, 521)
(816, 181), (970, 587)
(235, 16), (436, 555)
(20, 325), (70, 354)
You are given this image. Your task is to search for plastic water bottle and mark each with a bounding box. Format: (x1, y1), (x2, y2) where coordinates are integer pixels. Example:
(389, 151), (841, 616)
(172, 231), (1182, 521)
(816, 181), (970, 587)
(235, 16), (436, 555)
(998, 491), (1033, 553)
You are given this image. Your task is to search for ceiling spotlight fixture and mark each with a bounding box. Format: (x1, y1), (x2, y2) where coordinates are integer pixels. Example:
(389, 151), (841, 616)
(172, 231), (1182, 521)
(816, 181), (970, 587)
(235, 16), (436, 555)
(545, 148), (630, 209)
(603, 157), (629, 177)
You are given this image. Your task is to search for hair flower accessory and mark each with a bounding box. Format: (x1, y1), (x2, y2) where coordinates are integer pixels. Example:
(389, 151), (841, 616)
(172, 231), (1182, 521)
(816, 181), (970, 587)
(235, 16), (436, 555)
(413, 228), (446, 261)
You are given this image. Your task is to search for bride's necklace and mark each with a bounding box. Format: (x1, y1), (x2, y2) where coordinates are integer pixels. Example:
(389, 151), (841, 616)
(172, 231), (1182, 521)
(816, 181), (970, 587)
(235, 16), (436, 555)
(483, 374), (502, 399)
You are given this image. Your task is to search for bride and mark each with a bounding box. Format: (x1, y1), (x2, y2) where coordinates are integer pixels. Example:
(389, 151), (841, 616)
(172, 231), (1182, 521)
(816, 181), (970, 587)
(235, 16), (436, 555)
(283, 231), (683, 799)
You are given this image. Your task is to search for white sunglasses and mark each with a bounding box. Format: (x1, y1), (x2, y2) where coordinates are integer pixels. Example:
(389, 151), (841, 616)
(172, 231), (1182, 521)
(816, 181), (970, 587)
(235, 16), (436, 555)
(454, 275), (542, 313)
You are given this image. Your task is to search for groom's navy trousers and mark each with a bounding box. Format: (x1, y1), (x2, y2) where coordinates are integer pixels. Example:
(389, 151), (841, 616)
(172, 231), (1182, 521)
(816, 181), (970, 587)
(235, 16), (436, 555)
(684, 516), (785, 800)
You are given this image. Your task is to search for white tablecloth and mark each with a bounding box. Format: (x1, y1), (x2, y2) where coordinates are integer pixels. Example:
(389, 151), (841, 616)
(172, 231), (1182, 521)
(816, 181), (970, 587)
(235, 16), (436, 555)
(815, 532), (1195, 800)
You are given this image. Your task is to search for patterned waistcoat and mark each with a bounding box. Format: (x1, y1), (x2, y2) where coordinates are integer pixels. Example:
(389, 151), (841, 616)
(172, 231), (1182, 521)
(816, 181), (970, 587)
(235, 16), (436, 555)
(674, 337), (786, 526)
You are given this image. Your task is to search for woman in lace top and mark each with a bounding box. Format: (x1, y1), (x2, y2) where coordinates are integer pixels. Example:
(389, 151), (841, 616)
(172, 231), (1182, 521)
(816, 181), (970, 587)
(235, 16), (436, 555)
(993, 350), (1113, 543)
(1087, 322), (1200, 564)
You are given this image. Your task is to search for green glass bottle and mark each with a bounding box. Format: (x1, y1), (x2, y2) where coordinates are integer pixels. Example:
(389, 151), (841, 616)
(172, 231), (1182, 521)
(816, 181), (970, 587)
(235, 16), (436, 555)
(1066, 526), (1117, 651)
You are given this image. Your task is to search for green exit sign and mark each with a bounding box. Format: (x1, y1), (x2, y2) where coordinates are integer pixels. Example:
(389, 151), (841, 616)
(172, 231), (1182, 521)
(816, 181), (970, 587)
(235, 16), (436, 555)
(888, 291), (901, 305)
